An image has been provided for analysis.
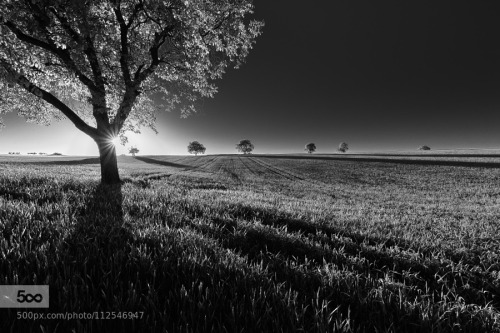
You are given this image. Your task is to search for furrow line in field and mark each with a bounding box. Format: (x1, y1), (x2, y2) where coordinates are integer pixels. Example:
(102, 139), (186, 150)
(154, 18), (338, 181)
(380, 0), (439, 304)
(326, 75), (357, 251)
(216, 157), (227, 181)
(189, 155), (219, 171)
(238, 156), (258, 177)
(178, 156), (219, 177)
(255, 157), (343, 193)
(249, 157), (304, 181)
(245, 156), (291, 180)
(248, 157), (338, 194)
(241, 156), (268, 176)
(214, 157), (242, 185)
(225, 157), (243, 185)
(211, 156), (229, 182)
(258, 158), (307, 181)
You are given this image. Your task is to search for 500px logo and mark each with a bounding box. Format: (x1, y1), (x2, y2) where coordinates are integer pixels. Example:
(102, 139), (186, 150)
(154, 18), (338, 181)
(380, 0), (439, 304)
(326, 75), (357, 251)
(16, 290), (44, 303)
(0, 285), (49, 308)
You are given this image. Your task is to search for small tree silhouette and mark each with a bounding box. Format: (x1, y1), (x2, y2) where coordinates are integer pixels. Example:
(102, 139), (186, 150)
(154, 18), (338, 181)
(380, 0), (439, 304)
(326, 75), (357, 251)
(129, 147), (139, 157)
(187, 141), (206, 156)
(338, 142), (349, 153)
(305, 143), (316, 154)
(236, 139), (254, 154)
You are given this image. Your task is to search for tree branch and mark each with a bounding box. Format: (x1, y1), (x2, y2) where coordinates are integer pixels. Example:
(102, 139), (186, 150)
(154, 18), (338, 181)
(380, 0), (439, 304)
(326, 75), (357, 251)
(201, 13), (230, 37)
(133, 64), (145, 81)
(3, 20), (98, 92)
(83, 35), (106, 90)
(134, 24), (176, 84)
(126, 3), (144, 29)
(48, 7), (83, 45)
(113, 5), (132, 86)
(0, 58), (98, 138)
(139, 0), (162, 28)
(113, 87), (140, 133)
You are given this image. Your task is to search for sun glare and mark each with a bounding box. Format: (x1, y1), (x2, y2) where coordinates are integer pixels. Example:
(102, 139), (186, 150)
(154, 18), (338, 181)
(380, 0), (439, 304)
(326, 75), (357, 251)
(111, 137), (120, 146)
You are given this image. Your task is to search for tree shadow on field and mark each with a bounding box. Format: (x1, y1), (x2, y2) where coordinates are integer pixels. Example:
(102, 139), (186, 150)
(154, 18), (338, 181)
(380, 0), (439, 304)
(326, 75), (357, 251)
(42, 183), (138, 332)
(46, 158), (100, 165)
(62, 182), (131, 268)
(134, 156), (193, 168)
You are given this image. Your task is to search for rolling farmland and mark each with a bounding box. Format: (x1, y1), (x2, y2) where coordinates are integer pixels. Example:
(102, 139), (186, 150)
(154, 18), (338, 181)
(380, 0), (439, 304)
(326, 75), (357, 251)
(1, 154), (500, 332)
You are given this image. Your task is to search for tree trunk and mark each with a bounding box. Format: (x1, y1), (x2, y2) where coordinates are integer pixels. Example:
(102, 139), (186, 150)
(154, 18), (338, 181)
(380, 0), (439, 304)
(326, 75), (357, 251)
(95, 138), (120, 184)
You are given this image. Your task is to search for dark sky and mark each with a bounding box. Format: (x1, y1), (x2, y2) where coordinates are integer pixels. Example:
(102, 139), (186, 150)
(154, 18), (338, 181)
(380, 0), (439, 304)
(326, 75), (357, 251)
(2, 0), (500, 155)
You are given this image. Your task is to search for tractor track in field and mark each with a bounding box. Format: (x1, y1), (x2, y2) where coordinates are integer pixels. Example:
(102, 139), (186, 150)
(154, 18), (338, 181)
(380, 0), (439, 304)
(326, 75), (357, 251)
(188, 155), (220, 172)
(248, 156), (305, 181)
(211, 156), (229, 182)
(246, 157), (338, 196)
(152, 156), (337, 196)
(238, 156), (259, 177)
(222, 157), (243, 185)
(197, 156), (243, 186)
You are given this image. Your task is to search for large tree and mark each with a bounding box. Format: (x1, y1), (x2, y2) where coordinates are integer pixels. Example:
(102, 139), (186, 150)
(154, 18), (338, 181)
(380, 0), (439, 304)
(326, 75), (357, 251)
(0, 0), (263, 184)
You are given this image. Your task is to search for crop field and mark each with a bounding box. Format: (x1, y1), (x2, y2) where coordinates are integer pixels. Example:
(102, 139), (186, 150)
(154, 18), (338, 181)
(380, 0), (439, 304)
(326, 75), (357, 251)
(1, 154), (500, 332)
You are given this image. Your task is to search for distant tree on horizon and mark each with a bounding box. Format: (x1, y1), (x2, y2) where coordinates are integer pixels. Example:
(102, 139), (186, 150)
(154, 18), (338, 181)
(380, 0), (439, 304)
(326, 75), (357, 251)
(188, 141), (206, 156)
(236, 139), (254, 154)
(129, 147), (139, 157)
(419, 145), (431, 151)
(338, 142), (349, 153)
(305, 143), (316, 154)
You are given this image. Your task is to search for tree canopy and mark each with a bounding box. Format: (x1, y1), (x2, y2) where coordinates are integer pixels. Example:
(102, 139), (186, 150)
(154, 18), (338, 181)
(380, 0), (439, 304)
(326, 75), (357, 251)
(305, 143), (316, 153)
(187, 140), (206, 155)
(0, 0), (263, 183)
(236, 139), (253, 154)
